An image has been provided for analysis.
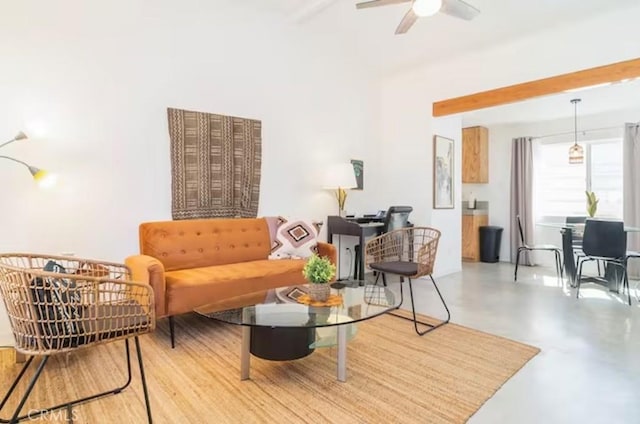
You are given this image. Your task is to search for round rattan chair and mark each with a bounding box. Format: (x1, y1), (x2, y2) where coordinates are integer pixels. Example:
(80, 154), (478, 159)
(0, 253), (155, 423)
(365, 227), (450, 336)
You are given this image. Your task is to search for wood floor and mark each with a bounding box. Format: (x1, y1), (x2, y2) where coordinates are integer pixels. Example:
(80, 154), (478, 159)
(0, 309), (538, 423)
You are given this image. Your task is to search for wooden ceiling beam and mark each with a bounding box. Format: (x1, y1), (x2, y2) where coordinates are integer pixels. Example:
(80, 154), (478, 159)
(432, 57), (640, 117)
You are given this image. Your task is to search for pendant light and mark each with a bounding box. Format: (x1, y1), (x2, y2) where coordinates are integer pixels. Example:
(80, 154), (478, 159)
(568, 98), (584, 164)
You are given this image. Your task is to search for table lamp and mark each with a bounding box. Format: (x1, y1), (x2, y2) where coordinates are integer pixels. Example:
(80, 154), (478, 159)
(1, 132), (56, 188)
(323, 163), (358, 216)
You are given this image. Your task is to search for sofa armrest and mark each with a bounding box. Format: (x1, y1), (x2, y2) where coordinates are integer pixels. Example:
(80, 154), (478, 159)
(317, 242), (337, 267)
(125, 254), (167, 318)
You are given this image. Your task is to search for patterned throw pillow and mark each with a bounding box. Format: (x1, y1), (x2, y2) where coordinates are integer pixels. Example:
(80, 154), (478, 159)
(268, 218), (321, 259)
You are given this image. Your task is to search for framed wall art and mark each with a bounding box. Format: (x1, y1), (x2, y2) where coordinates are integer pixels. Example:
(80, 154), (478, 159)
(350, 159), (364, 190)
(433, 135), (454, 209)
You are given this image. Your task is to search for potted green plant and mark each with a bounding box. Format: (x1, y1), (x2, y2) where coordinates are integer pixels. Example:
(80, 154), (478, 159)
(302, 254), (336, 302)
(586, 191), (599, 217)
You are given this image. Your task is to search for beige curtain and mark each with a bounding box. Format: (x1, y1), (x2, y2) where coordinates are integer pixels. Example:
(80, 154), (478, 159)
(623, 123), (640, 277)
(510, 137), (534, 265)
(168, 108), (261, 220)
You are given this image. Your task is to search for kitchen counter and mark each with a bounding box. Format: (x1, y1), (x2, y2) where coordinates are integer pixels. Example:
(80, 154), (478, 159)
(461, 200), (488, 216)
(462, 208), (488, 216)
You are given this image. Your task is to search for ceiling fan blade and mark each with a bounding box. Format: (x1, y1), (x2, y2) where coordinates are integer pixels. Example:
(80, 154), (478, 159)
(356, 0), (411, 9)
(395, 8), (418, 35)
(441, 0), (480, 20)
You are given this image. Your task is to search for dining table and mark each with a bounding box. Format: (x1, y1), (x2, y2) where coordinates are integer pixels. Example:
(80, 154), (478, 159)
(537, 221), (640, 291)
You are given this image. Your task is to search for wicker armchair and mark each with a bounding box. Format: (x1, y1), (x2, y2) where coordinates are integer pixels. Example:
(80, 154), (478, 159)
(365, 227), (450, 336)
(0, 253), (155, 423)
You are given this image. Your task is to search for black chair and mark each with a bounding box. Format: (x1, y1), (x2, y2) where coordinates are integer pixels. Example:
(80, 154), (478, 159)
(514, 215), (563, 282)
(382, 206), (413, 233)
(567, 216), (603, 276)
(576, 219), (631, 305)
(354, 206), (413, 280)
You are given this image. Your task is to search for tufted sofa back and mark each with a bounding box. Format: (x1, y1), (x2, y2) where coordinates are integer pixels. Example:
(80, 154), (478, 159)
(139, 218), (272, 271)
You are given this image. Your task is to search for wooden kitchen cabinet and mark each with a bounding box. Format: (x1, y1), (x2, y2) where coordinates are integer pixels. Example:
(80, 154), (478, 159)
(462, 126), (488, 183)
(462, 214), (488, 262)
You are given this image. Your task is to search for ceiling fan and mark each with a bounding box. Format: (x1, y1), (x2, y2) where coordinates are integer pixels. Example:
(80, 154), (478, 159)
(356, 0), (480, 35)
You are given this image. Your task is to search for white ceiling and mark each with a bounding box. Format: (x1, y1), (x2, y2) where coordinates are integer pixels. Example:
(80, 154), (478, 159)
(257, 0), (640, 75)
(252, 0), (640, 124)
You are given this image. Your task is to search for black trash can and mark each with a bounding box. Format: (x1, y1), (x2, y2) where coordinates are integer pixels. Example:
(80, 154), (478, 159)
(479, 226), (503, 263)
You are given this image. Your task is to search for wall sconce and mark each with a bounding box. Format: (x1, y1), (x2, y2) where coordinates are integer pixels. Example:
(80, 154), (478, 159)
(1, 132), (56, 188)
(323, 163), (358, 216)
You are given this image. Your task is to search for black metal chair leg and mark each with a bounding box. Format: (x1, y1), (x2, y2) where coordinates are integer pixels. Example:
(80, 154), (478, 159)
(555, 250), (563, 281)
(168, 316), (176, 349)
(0, 356), (35, 413)
(134, 337), (153, 424)
(514, 249), (522, 281)
(576, 258), (586, 299)
(381, 273), (387, 287)
(8, 356), (49, 423)
(1, 340), (136, 423)
(624, 270), (631, 306)
(388, 277), (450, 336)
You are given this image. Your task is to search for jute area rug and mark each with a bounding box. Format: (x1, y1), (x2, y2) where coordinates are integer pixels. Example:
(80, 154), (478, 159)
(0, 312), (539, 423)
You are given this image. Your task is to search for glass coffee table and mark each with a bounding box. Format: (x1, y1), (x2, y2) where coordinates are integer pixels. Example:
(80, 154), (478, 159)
(195, 280), (397, 382)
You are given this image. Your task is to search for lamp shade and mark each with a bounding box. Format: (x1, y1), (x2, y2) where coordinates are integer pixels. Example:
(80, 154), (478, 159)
(28, 166), (57, 188)
(323, 163), (357, 190)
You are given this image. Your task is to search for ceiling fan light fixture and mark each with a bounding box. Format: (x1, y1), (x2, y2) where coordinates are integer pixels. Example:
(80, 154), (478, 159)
(412, 0), (442, 17)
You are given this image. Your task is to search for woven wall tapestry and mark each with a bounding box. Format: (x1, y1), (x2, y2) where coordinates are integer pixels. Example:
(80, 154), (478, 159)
(167, 107), (262, 220)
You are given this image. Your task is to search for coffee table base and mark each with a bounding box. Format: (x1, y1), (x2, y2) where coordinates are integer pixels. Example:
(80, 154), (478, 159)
(240, 325), (349, 382)
(250, 326), (315, 361)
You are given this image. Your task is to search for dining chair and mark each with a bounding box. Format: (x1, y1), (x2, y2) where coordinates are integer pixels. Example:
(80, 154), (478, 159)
(567, 216), (602, 276)
(365, 227), (450, 336)
(576, 220), (631, 305)
(0, 253), (155, 423)
(514, 215), (563, 282)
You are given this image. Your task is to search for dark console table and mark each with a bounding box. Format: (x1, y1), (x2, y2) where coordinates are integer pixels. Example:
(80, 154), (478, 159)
(327, 215), (384, 280)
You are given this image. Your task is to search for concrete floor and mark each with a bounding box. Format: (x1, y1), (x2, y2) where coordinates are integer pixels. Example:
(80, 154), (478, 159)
(388, 261), (640, 424)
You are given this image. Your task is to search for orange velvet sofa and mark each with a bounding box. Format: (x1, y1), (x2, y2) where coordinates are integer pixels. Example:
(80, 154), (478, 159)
(125, 217), (336, 346)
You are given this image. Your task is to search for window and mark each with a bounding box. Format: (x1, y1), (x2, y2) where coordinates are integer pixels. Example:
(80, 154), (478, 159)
(534, 139), (623, 219)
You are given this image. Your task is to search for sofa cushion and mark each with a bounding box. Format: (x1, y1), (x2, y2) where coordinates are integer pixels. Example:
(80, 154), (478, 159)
(268, 218), (321, 259)
(139, 218), (271, 271)
(164, 259), (307, 315)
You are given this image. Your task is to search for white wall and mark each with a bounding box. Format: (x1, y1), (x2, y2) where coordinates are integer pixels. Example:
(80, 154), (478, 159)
(0, 0), (379, 256)
(377, 4), (640, 276)
(0, 0), (376, 345)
